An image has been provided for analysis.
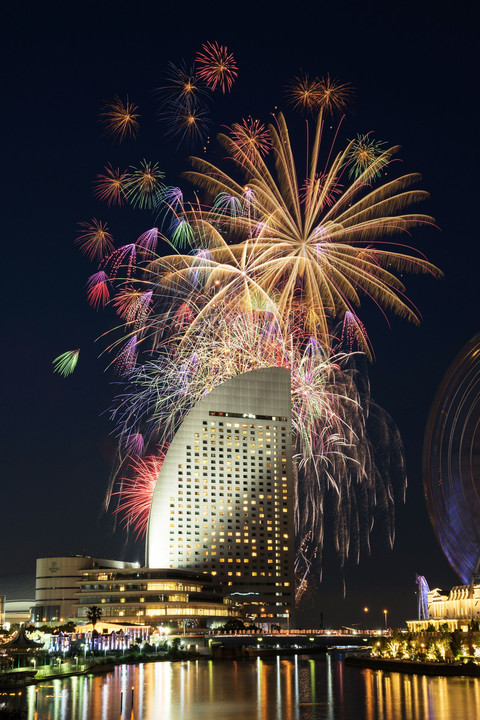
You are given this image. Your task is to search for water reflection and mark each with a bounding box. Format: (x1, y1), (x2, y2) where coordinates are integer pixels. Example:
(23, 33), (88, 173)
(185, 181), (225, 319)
(7, 657), (480, 720)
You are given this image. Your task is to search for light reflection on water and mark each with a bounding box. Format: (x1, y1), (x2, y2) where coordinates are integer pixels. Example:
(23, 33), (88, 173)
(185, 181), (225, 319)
(6, 657), (480, 720)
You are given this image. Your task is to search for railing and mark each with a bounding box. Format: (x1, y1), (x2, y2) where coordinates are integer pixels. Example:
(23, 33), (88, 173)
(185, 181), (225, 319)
(210, 629), (391, 636)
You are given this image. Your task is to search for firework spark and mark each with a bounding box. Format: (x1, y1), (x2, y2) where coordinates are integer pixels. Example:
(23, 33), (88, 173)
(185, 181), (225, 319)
(157, 60), (208, 108)
(113, 290), (152, 326)
(317, 74), (353, 116)
(163, 104), (211, 147)
(99, 109), (438, 585)
(99, 95), (140, 142)
(137, 228), (159, 254)
(79, 89), (439, 591)
(93, 164), (130, 206)
(125, 160), (165, 209)
(346, 133), (389, 180)
(86, 271), (110, 309)
(228, 118), (272, 165)
(75, 219), (114, 261)
(183, 111), (441, 344)
(195, 41), (238, 93)
(53, 349), (80, 377)
(286, 73), (323, 113)
(114, 451), (167, 538)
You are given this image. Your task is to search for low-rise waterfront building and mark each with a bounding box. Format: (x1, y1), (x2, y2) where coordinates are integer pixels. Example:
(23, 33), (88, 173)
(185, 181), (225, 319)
(32, 556), (138, 624)
(0, 573), (35, 628)
(32, 556), (241, 628)
(407, 582), (480, 632)
(76, 566), (241, 626)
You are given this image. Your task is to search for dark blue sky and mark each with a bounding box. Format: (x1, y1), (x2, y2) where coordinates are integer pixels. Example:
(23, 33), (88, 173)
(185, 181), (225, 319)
(2, 0), (477, 627)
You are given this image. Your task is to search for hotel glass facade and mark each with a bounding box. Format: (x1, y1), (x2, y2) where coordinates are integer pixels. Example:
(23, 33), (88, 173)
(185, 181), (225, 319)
(146, 367), (295, 625)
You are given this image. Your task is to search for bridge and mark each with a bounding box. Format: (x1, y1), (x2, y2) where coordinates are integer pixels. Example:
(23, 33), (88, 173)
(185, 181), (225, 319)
(172, 628), (391, 652)
(209, 628), (391, 640)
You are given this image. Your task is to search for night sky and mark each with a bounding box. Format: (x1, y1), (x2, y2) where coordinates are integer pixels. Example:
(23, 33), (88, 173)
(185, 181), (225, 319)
(2, 1), (477, 629)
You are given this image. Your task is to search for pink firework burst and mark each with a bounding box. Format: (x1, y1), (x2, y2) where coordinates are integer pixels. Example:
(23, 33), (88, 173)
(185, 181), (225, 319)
(341, 311), (374, 361)
(86, 271), (110, 309)
(123, 433), (144, 456)
(114, 451), (167, 538)
(229, 118), (272, 165)
(104, 244), (137, 282)
(173, 302), (195, 330)
(136, 227), (159, 253)
(195, 41), (238, 93)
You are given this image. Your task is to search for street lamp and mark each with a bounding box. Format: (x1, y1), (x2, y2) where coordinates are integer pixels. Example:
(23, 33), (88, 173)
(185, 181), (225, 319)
(383, 609), (388, 631)
(363, 607), (369, 631)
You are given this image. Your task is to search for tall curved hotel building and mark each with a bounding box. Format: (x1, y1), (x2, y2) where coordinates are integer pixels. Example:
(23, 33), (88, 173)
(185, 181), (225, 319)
(146, 367), (295, 625)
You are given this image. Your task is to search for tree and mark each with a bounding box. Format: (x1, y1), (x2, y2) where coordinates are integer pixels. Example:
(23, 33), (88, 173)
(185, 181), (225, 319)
(449, 630), (463, 659)
(222, 618), (245, 631)
(86, 606), (103, 630)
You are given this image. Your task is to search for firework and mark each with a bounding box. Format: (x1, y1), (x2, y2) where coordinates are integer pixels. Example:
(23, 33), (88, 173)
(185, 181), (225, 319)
(153, 186), (185, 229)
(125, 160), (165, 209)
(195, 41), (238, 93)
(163, 104), (211, 147)
(113, 290), (152, 327)
(86, 271), (110, 309)
(137, 228), (159, 254)
(108, 300), (403, 589)
(79, 87), (439, 591)
(75, 219), (114, 261)
(228, 118), (272, 165)
(286, 73), (323, 113)
(341, 311), (373, 360)
(93, 164), (130, 206)
(211, 192), (243, 228)
(53, 349), (80, 377)
(113, 335), (137, 375)
(114, 451), (167, 538)
(157, 60), (208, 108)
(104, 243), (137, 278)
(156, 58), (212, 148)
(317, 74), (353, 116)
(183, 111), (441, 345)
(147, 229), (281, 338)
(123, 432), (144, 456)
(346, 134), (389, 180)
(99, 95), (140, 142)
(171, 217), (196, 249)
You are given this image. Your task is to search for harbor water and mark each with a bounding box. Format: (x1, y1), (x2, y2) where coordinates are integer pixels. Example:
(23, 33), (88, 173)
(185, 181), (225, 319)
(3, 655), (480, 720)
